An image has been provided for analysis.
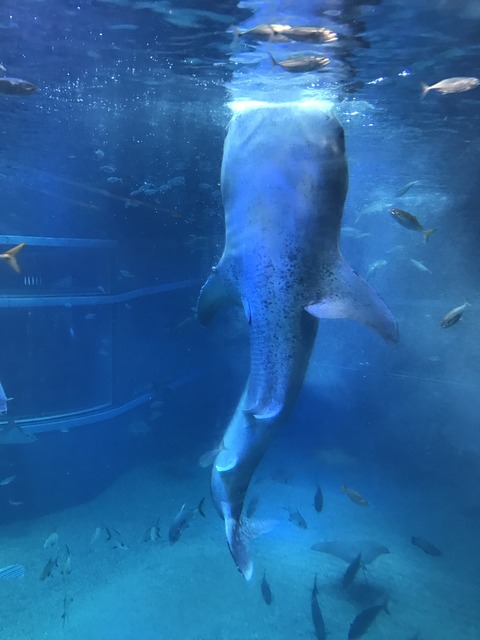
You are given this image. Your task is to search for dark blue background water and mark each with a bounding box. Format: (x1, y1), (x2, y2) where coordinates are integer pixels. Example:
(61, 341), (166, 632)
(1, 0), (479, 528)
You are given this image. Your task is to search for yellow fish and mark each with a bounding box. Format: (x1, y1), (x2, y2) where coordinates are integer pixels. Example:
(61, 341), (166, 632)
(0, 242), (26, 273)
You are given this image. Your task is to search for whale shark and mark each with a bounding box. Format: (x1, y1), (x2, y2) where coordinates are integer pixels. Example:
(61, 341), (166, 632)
(197, 102), (398, 580)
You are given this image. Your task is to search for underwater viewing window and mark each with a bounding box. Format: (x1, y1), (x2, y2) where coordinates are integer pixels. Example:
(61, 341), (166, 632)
(0, 235), (198, 434)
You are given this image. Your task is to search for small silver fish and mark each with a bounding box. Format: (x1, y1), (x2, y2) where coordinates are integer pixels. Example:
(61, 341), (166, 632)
(44, 531), (59, 550)
(269, 53), (330, 73)
(168, 498), (206, 544)
(90, 526), (102, 545)
(236, 23), (292, 42)
(107, 176), (122, 184)
(0, 78), (37, 95)
(237, 24), (337, 44)
(261, 570), (273, 605)
(395, 180), (420, 197)
(421, 76), (480, 98)
(284, 26), (337, 43)
(342, 483), (368, 507)
(410, 259), (432, 274)
(0, 474), (16, 486)
(119, 269), (134, 278)
(441, 302), (470, 328)
(40, 553), (58, 581)
(366, 259), (387, 278)
(314, 486), (323, 513)
(342, 552), (362, 588)
(61, 544), (72, 577)
(143, 523), (161, 543)
(285, 507), (307, 529)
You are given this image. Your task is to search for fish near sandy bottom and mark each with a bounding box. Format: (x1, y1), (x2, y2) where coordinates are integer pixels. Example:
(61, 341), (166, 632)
(348, 600), (389, 639)
(197, 102), (398, 580)
(411, 536), (442, 556)
(441, 302), (470, 328)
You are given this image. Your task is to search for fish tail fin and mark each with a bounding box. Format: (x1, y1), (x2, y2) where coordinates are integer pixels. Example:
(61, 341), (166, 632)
(423, 228), (436, 242)
(225, 517), (253, 581)
(341, 483), (347, 494)
(197, 497), (206, 518)
(268, 52), (278, 67)
(3, 242), (26, 273)
(383, 598), (390, 615)
(231, 25), (241, 47)
(420, 83), (430, 99)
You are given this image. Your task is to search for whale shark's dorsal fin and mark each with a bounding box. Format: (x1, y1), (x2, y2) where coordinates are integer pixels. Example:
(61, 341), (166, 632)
(197, 263), (241, 326)
(305, 258), (399, 345)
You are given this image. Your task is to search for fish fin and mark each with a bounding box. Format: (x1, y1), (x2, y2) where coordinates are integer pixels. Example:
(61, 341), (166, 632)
(197, 264), (240, 326)
(3, 243), (26, 273)
(305, 259), (399, 345)
(243, 399), (282, 421)
(6, 242), (26, 257)
(243, 298), (252, 325)
(215, 448), (238, 472)
(423, 228), (436, 242)
(197, 497), (206, 518)
(268, 52), (278, 67)
(198, 447), (221, 468)
(225, 517), (253, 581)
(420, 83), (430, 99)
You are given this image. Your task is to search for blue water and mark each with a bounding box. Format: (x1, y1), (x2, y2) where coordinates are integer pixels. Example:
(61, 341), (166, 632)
(0, 0), (479, 638)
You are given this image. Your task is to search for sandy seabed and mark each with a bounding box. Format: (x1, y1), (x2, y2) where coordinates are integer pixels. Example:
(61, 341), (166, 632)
(0, 448), (479, 640)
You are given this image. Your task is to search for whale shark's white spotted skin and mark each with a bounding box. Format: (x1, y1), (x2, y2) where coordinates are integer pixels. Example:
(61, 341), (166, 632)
(198, 103), (398, 580)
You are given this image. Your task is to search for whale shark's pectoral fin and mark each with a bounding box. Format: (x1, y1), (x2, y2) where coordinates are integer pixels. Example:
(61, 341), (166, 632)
(215, 448), (238, 472)
(306, 260), (399, 345)
(197, 266), (240, 326)
(243, 401), (283, 421)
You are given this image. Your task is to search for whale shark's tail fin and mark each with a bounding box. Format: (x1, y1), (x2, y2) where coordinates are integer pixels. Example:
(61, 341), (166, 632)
(224, 515), (279, 581)
(306, 258), (399, 345)
(225, 517), (253, 581)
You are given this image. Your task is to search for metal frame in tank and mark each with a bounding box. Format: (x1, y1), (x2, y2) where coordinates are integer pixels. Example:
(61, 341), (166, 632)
(0, 235), (199, 434)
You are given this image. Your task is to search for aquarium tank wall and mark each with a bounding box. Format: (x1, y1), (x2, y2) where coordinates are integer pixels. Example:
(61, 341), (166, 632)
(0, 0), (479, 638)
